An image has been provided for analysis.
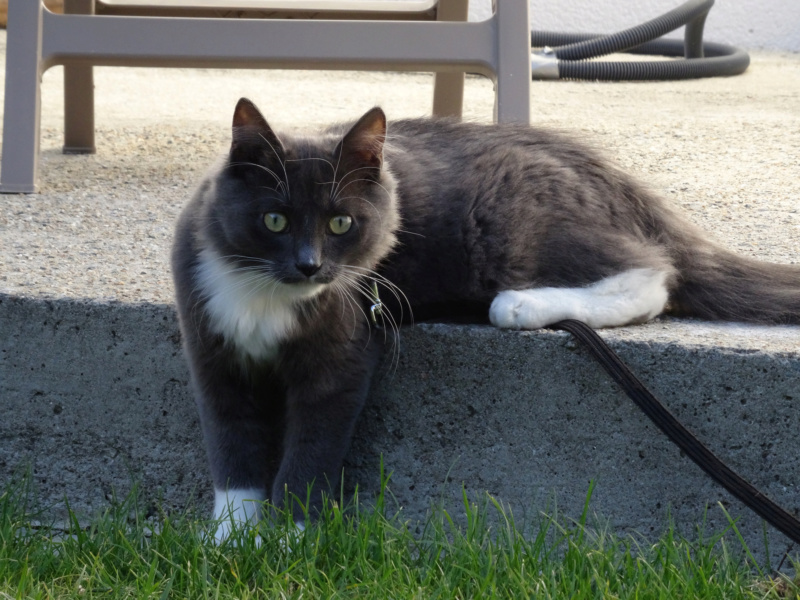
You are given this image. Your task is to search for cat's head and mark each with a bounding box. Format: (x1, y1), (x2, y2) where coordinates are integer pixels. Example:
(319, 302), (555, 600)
(199, 98), (399, 301)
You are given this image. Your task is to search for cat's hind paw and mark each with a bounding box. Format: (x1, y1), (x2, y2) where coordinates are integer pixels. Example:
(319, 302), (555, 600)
(489, 269), (669, 330)
(489, 289), (566, 329)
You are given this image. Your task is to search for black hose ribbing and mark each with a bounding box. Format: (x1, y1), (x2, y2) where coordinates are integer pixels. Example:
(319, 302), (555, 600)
(558, 44), (750, 81)
(552, 0), (715, 60)
(530, 0), (750, 81)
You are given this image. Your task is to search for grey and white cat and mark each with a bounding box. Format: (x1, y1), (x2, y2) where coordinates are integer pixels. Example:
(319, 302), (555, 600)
(171, 98), (800, 541)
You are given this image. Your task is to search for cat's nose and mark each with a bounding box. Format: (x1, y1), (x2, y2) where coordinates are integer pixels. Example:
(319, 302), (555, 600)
(296, 261), (322, 278)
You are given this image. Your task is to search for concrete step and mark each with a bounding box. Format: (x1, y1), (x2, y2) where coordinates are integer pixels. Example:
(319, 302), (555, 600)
(2, 292), (798, 563)
(2, 40), (799, 564)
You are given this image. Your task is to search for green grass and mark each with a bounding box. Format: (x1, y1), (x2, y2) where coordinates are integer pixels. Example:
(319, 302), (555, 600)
(0, 474), (797, 599)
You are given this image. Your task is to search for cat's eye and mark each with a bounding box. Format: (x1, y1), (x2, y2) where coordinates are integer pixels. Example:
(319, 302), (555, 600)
(264, 212), (288, 233)
(329, 215), (353, 235)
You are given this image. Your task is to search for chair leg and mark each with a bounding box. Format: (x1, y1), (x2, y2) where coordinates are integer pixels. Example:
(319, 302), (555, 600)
(63, 64), (96, 154)
(63, 0), (96, 154)
(0, 0), (44, 193)
(432, 72), (465, 119)
(492, 0), (531, 124)
(431, 0), (467, 119)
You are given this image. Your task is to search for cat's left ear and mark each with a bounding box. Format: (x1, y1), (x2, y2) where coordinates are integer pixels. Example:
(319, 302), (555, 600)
(336, 107), (387, 176)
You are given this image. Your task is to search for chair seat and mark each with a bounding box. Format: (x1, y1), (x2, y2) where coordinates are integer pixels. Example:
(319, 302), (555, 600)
(98, 0), (436, 9)
(94, 0), (440, 20)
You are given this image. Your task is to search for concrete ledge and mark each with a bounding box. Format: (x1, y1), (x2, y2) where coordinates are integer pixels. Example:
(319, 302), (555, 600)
(0, 294), (204, 514)
(2, 293), (798, 562)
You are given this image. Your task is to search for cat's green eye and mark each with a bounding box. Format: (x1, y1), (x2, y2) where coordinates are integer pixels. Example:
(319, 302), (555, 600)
(329, 215), (353, 235)
(264, 212), (288, 233)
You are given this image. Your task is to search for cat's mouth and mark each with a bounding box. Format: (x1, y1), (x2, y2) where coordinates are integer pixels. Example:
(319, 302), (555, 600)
(281, 273), (332, 285)
(280, 278), (328, 299)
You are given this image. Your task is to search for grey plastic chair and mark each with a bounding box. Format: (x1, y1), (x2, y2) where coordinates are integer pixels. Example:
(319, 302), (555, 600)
(61, 0), (471, 155)
(0, 0), (531, 193)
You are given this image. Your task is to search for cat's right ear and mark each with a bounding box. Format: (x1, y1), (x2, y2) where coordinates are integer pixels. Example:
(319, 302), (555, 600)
(230, 98), (285, 166)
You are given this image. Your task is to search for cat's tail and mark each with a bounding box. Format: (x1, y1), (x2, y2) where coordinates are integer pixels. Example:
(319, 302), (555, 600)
(668, 229), (800, 324)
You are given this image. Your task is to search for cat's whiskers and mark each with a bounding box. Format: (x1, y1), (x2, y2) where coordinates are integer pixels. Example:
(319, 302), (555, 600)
(191, 261), (263, 306)
(284, 156), (343, 205)
(227, 161), (288, 199)
(330, 168), (384, 205)
(330, 279), (352, 325)
(330, 278), (365, 344)
(338, 273), (386, 356)
(259, 185), (284, 195)
(206, 255), (278, 282)
(239, 271), (283, 307)
(266, 271), (285, 308)
(337, 271), (401, 372)
(334, 195), (385, 228)
(285, 156), (336, 174)
(347, 272), (404, 373)
(341, 265), (413, 326)
(352, 277), (401, 336)
(201, 254), (287, 308)
(188, 251), (288, 358)
(348, 279), (405, 345)
(210, 268), (278, 310)
(257, 133), (291, 200)
(284, 153), (362, 206)
(331, 138), (346, 199)
(337, 274), (379, 351)
(394, 227), (426, 239)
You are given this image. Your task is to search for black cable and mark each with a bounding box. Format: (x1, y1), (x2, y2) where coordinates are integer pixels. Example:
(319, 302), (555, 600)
(551, 319), (800, 545)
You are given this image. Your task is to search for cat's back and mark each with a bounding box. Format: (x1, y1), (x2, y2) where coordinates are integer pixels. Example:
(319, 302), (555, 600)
(382, 117), (612, 194)
(386, 118), (590, 160)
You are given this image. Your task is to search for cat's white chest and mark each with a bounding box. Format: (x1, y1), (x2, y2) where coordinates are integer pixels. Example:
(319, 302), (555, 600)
(194, 249), (303, 362)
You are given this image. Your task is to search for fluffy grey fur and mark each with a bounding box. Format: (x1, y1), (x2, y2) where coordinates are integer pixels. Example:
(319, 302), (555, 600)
(171, 98), (800, 527)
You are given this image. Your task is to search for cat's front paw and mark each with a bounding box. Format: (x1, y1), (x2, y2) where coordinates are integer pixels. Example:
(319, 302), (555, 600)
(278, 520), (306, 551)
(210, 519), (263, 548)
(211, 488), (266, 545)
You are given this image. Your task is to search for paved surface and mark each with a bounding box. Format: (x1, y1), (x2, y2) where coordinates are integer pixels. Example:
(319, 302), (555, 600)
(1, 29), (799, 562)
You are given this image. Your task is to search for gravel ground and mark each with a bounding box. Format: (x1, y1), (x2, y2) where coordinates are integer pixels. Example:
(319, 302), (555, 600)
(1, 31), (799, 313)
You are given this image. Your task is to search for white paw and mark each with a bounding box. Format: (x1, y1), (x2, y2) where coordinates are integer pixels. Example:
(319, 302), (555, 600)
(489, 289), (564, 329)
(212, 488), (266, 545)
(490, 269), (670, 330)
(279, 520), (306, 551)
(211, 520), (263, 548)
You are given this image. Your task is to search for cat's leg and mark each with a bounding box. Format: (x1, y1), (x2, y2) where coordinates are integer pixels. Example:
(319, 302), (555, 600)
(192, 366), (285, 544)
(489, 268), (670, 329)
(272, 386), (370, 527)
(271, 337), (380, 527)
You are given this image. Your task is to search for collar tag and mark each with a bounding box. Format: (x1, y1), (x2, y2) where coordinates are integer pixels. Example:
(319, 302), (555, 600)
(369, 281), (383, 329)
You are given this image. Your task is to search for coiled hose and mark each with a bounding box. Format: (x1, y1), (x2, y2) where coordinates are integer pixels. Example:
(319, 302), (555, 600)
(530, 0), (750, 81)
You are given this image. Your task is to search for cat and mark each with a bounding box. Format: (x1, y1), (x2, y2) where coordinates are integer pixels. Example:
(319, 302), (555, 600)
(171, 97), (800, 542)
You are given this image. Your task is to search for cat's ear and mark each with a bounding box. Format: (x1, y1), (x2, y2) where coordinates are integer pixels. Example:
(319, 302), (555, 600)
(230, 97), (285, 164)
(336, 107), (387, 177)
